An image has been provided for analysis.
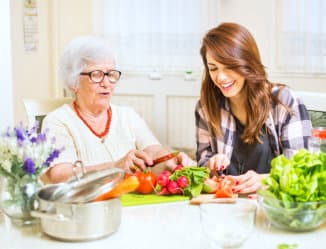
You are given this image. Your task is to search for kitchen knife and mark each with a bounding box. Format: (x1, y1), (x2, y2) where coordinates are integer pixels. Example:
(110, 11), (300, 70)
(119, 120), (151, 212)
(147, 151), (179, 167)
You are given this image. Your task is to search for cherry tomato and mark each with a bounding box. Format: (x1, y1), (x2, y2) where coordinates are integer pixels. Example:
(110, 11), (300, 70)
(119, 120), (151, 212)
(134, 171), (157, 194)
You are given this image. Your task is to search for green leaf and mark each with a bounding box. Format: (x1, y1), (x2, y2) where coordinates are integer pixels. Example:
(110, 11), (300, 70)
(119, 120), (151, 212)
(169, 166), (209, 198)
(277, 243), (298, 249)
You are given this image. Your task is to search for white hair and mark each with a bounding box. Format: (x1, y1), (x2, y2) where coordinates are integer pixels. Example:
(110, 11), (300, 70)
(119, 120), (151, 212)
(59, 35), (115, 90)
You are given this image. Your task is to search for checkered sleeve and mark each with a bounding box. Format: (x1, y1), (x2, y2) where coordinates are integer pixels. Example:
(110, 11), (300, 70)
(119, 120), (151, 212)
(195, 101), (216, 166)
(274, 88), (312, 157)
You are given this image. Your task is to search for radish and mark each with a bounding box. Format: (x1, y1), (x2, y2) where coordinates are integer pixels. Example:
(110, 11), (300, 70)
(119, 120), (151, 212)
(157, 173), (170, 187)
(159, 187), (170, 195)
(161, 170), (171, 177)
(173, 165), (183, 172)
(167, 181), (180, 194)
(177, 176), (189, 189)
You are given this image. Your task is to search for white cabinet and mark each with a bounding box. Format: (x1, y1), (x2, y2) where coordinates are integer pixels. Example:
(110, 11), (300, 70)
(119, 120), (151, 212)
(112, 76), (201, 153)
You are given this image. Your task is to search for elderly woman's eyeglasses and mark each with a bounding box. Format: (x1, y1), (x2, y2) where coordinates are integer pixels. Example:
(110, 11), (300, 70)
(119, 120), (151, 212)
(80, 70), (122, 84)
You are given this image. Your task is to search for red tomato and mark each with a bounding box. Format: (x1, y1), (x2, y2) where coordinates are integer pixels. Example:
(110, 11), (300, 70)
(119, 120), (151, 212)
(134, 171), (157, 194)
(215, 186), (233, 198)
(214, 175), (236, 198)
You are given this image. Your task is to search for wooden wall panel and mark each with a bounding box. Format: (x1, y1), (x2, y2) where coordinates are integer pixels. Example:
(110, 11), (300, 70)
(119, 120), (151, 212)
(167, 96), (198, 150)
(112, 94), (155, 130)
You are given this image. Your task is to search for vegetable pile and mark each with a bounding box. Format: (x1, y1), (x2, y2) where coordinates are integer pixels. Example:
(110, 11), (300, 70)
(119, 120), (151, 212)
(259, 149), (326, 230)
(155, 166), (210, 198)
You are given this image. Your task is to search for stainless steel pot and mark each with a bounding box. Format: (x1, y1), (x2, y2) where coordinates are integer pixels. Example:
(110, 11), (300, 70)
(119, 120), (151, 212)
(31, 166), (124, 241)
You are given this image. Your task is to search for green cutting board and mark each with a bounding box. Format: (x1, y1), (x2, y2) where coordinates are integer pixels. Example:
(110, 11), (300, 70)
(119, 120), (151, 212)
(121, 193), (189, 207)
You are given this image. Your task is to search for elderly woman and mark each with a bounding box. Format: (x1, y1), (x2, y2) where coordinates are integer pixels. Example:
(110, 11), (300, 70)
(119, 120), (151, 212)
(42, 36), (193, 183)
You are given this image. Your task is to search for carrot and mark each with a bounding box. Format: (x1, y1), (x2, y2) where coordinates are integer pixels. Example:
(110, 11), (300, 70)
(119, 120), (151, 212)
(94, 175), (140, 201)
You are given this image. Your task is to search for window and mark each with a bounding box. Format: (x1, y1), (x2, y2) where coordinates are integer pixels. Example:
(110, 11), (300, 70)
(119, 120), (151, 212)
(276, 0), (326, 73)
(93, 0), (219, 74)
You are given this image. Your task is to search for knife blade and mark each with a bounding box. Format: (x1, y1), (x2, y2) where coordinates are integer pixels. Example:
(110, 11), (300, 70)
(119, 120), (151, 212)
(147, 151), (179, 167)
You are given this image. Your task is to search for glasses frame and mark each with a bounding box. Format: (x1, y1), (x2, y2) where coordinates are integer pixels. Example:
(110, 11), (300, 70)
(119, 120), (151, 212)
(80, 69), (122, 84)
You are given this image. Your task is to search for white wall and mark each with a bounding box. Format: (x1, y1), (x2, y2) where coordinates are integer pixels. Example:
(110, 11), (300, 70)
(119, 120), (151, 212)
(110, 0), (326, 149)
(0, 0), (13, 130)
(10, 0), (93, 124)
(10, 0), (52, 125)
(49, 0), (93, 96)
(7, 0), (326, 146)
(219, 0), (326, 92)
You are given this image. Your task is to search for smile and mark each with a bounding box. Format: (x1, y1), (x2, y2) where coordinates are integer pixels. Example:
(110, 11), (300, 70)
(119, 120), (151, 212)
(220, 81), (235, 90)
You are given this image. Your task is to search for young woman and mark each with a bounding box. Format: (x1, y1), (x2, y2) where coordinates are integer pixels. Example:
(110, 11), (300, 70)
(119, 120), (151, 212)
(195, 23), (312, 194)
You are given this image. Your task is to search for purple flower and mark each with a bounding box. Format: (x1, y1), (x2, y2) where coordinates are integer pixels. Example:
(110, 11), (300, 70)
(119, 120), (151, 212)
(5, 127), (11, 137)
(30, 133), (46, 144)
(30, 136), (37, 143)
(44, 149), (60, 166)
(30, 122), (39, 134)
(14, 127), (25, 144)
(37, 133), (46, 143)
(24, 158), (36, 174)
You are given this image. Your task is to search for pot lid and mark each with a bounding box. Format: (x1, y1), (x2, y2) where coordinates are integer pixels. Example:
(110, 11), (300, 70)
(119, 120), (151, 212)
(46, 164), (125, 203)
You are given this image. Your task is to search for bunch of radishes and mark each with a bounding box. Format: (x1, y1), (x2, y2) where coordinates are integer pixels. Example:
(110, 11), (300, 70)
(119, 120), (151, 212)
(155, 165), (210, 197)
(156, 166), (189, 195)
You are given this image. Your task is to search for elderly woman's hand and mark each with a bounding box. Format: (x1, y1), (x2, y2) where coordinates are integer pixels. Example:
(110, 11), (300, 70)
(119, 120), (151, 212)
(114, 149), (153, 174)
(231, 170), (268, 194)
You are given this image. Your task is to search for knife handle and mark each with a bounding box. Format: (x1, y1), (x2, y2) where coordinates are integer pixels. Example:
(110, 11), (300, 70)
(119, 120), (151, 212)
(148, 151), (179, 167)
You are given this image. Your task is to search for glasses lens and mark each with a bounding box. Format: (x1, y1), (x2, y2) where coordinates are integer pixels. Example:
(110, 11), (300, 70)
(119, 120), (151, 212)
(108, 70), (121, 83)
(90, 70), (104, 83)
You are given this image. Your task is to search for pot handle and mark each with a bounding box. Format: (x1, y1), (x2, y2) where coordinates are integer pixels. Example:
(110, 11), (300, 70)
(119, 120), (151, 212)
(31, 210), (71, 221)
(72, 160), (86, 181)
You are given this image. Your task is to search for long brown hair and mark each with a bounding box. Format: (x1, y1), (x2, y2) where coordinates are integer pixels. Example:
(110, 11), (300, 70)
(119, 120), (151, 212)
(200, 22), (284, 144)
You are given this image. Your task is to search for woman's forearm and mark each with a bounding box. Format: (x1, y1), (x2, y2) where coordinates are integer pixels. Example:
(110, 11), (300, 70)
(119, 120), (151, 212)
(43, 161), (116, 184)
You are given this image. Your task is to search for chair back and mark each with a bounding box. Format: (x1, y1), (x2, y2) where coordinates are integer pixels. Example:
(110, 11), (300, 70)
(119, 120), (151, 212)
(23, 98), (73, 130)
(296, 91), (326, 128)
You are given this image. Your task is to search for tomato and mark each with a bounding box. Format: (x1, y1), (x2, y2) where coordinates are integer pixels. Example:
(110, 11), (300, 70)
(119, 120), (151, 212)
(214, 175), (236, 198)
(215, 185), (233, 198)
(135, 171), (157, 194)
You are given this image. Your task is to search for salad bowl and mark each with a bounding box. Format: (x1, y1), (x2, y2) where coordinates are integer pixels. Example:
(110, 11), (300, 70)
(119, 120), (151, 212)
(258, 192), (326, 232)
(259, 149), (326, 232)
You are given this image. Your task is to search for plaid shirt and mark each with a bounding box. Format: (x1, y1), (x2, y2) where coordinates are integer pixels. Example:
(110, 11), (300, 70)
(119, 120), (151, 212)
(195, 86), (312, 166)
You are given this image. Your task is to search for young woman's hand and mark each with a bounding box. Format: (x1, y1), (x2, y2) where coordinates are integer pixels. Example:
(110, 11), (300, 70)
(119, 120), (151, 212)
(207, 153), (230, 172)
(231, 170), (268, 194)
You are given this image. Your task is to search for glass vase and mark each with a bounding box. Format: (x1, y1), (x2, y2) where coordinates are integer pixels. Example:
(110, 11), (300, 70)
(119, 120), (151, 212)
(0, 177), (39, 226)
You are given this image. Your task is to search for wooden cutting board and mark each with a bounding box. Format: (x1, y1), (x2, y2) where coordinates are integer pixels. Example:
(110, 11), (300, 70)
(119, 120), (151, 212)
(189, 194), (238, 205)
(121, 193), (189, 207)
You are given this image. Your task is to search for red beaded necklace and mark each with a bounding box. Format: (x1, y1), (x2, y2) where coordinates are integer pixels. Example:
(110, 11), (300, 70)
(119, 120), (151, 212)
(73, 101), (112, 138)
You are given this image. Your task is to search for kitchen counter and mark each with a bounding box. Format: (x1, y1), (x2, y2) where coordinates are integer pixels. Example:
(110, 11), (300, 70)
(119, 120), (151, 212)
(0, 201), (325, 249)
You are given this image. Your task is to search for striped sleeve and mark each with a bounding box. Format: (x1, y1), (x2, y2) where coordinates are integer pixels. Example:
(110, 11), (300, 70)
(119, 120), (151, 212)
(195, 101), (216, 166)
(274, 87), (312, 157)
